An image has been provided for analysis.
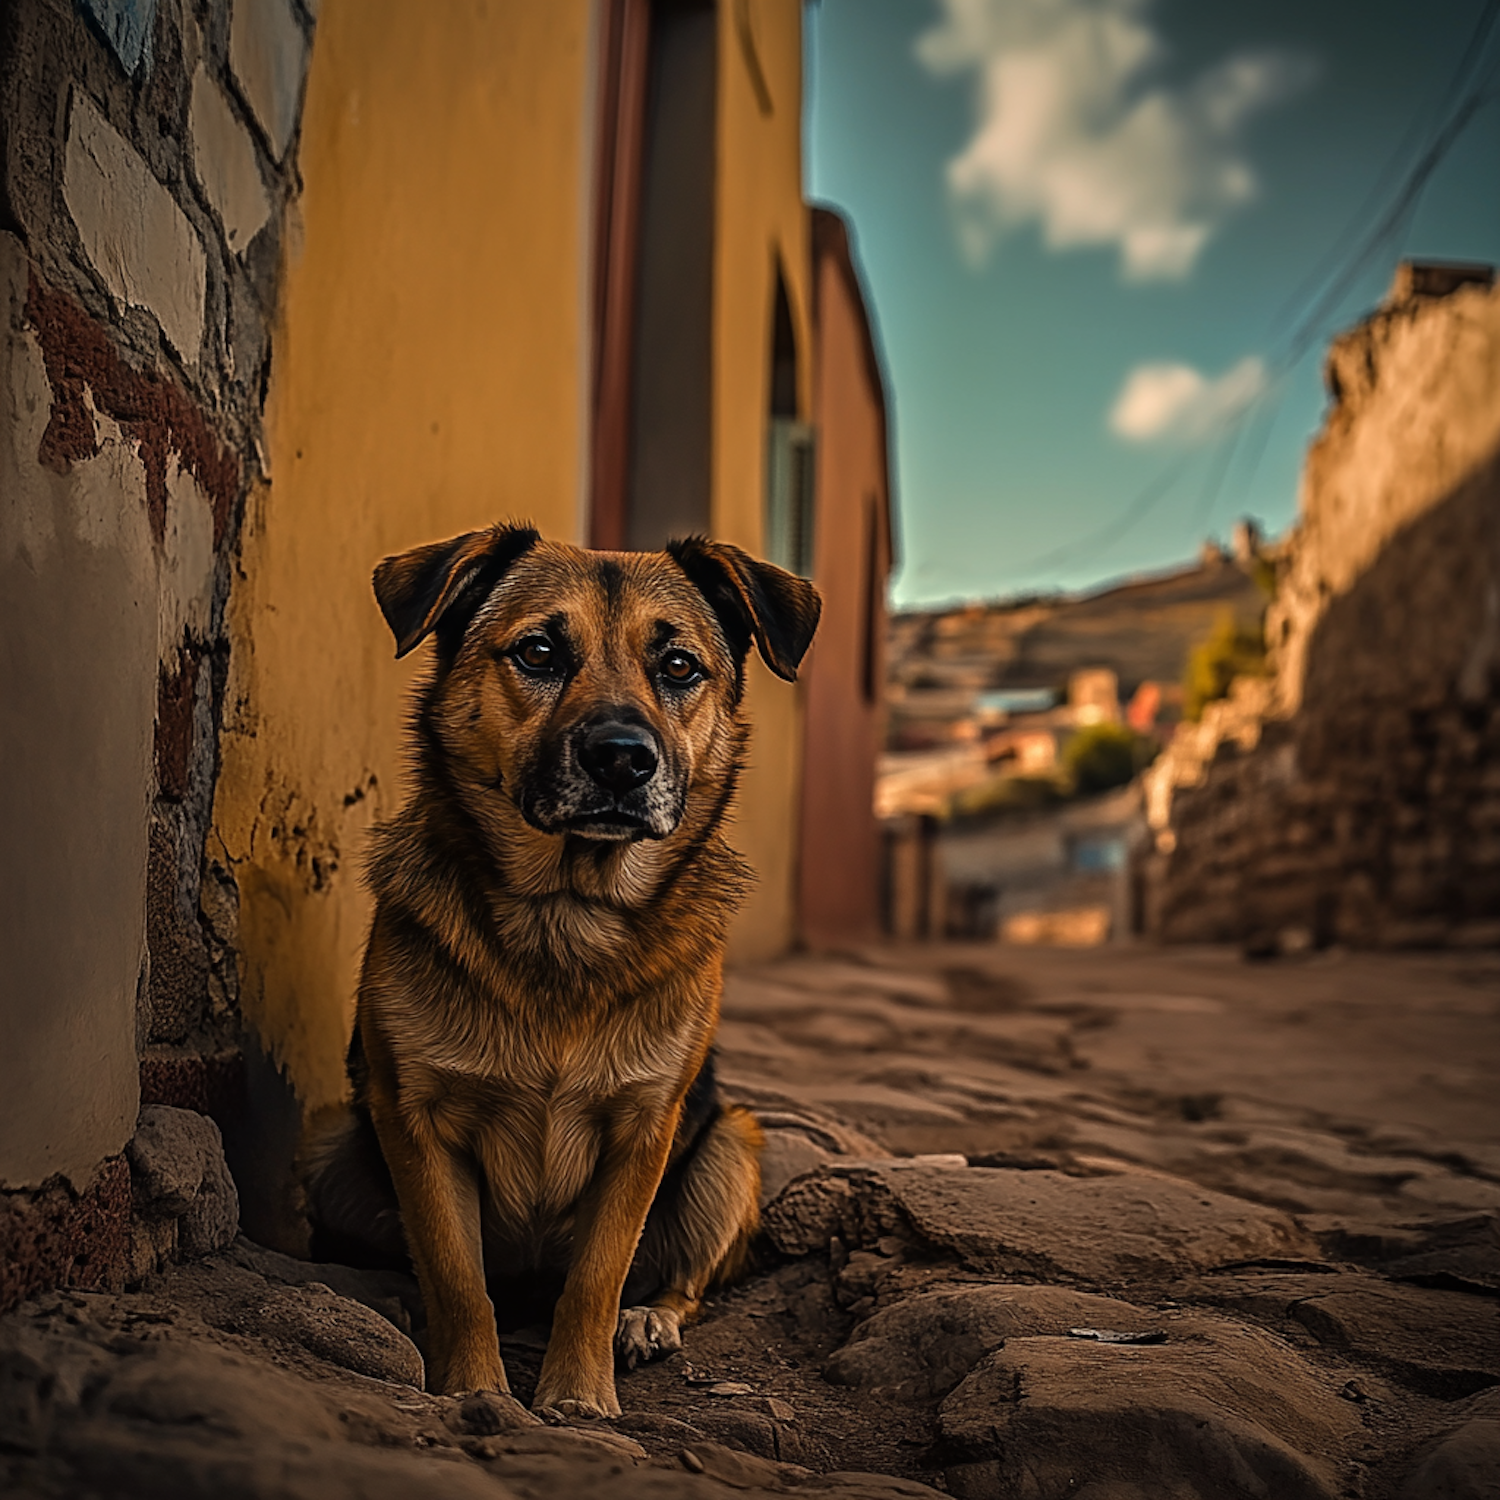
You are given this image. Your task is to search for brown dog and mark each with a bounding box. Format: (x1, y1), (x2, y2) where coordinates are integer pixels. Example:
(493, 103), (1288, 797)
(302, 525), (820, 1418)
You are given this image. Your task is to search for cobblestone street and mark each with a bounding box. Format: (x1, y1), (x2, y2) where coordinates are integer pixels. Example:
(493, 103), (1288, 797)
(6, 941), (1496, 1499)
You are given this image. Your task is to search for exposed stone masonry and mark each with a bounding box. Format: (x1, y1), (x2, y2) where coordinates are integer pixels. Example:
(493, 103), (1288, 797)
(1, 0), (313, 1291)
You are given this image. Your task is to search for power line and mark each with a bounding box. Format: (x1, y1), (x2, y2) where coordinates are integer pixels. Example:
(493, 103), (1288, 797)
(1269, 0), (1500, 340)
(1280, 76), (1500, 370)
(1015, 452), (1200, 575)
(1223, 373), (1291, 519)
(1191, 406), (1247, 533)
(1009, 0), (1500, 582)
(1227, 25), (1500, 507)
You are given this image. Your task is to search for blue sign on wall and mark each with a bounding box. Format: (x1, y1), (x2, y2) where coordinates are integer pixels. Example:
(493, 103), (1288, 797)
(77, 0), (158, 77)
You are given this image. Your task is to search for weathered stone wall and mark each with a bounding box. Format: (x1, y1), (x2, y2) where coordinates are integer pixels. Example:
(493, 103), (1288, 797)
(1, 0), (312, 1304)
(1139, 267), (1500, 949)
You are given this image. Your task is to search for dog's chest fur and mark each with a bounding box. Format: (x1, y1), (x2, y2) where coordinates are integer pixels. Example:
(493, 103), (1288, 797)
(369, 944), (708, 1262)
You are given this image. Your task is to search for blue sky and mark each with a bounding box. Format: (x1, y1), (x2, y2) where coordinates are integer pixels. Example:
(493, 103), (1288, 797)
(806, 0), (1500, 608)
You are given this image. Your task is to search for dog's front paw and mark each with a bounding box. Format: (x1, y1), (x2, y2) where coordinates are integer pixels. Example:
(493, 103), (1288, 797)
(533, 1391), (621, 1422)
(615, 1305), (683, 1371)
(430, 1353), (511, 1399)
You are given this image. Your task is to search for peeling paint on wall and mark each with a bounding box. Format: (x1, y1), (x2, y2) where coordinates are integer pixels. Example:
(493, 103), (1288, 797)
(1, 234), (152, 1189)
(1, 0), (313, 1275)
(213, 0), (594, 1121)
(25, 271), (239, 542)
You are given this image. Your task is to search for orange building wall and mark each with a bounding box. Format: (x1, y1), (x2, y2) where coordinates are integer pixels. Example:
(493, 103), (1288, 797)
(215, 1), (853, 1181)
(799, 210), (893, 946)
(214, 0), (596, 1130)
(711, 0), (815, 962)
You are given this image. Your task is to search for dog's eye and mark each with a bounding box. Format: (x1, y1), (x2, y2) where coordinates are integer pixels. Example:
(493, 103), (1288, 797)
(512, 637), (560, 675)
(659, 649), (703, 686)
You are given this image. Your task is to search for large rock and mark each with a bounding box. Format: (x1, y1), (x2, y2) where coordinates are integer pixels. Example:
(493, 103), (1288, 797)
(1197, 1270), (1500, 1399)
(156, 1258), (425, 1389)
(66, 1433), (507, 1500)
(98, 1341), (340, 1442)
(1399, 1419), (1500, 1500)
(764, 1162), (1309, 1282)
(673, 1440), (945, 1497)
(760, 1130), (837, 1207)
(229, 1237), (422, 1338)
(1289, 1280), (1500, 1400)
(7, 1330), (498, 1500)
(937, 1311), (1360, 1500)
(825, 1284), (1170, 1402)
(1399, 1393), (1500, 1500)
(219, 1282), (425, 1389)
(126, 1106), (239, 1274)
(1305, 1211), (1500, 1293)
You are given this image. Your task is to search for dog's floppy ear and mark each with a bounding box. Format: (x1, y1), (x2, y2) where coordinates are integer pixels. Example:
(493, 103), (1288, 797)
(666, 536), (822, 682)
(373, 523), (539, 658)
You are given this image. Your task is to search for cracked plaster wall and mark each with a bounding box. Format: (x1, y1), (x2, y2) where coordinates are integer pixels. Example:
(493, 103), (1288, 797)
(210, 0), (596, 1149)
(211, 0), (821, 1171)
(1, 0), (312, 1236)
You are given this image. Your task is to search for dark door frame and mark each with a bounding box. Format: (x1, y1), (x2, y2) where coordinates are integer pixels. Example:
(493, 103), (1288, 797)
(589, 0), (651, 550)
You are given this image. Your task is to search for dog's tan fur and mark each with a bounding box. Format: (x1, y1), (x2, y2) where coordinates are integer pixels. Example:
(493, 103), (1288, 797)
(302, 527), (820, 1418)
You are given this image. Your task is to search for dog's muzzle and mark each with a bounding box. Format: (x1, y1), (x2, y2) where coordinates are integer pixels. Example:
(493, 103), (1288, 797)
(520, 715), (680, 842)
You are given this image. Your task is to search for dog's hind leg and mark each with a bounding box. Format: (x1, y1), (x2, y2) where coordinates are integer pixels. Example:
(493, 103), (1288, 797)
(301, 1104), (410, 1268)
(616, 1102), (762, 1370)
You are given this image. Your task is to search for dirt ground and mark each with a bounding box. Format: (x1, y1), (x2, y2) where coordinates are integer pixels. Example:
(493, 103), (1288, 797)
(4, 941), (1497, 1499)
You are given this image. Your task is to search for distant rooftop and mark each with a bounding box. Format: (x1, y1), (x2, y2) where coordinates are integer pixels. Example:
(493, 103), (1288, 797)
(977, 689), (1059, 716)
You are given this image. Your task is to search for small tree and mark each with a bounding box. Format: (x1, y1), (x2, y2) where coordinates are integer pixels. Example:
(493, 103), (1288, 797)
(1183, 611), (1266, 721)
(1063, 722), (1140, 795)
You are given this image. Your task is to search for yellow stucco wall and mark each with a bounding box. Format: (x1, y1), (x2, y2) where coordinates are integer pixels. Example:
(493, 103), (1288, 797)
(214, 0), (595, 1111)
(217, 0), (816, 1111)
(715, 0), (813, 962)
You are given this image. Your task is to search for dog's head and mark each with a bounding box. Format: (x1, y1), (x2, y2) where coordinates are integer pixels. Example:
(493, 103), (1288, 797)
(373, 526), (821, 847)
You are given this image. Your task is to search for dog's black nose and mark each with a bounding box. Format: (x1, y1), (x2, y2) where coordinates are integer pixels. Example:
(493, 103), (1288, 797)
(579, 723), (658, 794)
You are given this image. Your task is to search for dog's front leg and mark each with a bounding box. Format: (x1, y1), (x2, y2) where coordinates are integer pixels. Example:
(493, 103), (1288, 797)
(369, 1103), (507, 1397)
(533, 1108), (678, 1419)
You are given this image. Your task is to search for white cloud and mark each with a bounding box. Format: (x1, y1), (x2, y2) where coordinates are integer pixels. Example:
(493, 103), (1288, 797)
(917, 0), (1313, 279)
(1109, 355), (1267, 442)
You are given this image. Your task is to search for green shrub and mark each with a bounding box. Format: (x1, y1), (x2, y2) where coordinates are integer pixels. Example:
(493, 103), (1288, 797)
(1183, 611), (1267, 721)
(1062, 722), (1142, 795)
(948, 774), (1064, 822)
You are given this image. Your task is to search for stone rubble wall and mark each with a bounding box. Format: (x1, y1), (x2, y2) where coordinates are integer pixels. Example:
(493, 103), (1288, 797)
(1, 0), (313, 1305)
(1139, 270), (1500, 948)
